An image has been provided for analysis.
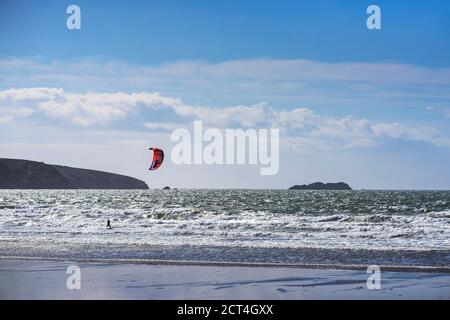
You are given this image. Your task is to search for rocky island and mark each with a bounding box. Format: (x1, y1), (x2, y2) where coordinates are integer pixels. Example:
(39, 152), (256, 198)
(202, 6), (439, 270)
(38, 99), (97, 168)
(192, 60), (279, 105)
(0, 158), (148, 189)
(289, 182), (352, 190)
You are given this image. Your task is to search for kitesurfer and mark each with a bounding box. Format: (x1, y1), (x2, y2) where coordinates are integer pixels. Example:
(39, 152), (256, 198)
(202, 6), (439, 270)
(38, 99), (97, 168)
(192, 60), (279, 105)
(106, 219), (112, 229)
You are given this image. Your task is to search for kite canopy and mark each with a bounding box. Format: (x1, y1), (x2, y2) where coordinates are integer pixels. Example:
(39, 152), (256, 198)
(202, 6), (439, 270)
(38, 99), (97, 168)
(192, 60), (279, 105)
(149, 147), (164, 171)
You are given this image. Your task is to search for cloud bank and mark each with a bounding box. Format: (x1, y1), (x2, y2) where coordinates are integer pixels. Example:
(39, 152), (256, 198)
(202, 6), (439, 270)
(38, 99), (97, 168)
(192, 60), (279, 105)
(1, 87), (449, 152)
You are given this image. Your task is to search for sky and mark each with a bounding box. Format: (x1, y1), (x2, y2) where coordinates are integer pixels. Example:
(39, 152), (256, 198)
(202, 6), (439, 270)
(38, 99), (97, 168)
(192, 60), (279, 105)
(0, 0), (450, 189)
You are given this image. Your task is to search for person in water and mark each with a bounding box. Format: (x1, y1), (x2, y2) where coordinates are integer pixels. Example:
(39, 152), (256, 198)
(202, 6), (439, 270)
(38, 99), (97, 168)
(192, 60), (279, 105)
(106, 219), (112, 229)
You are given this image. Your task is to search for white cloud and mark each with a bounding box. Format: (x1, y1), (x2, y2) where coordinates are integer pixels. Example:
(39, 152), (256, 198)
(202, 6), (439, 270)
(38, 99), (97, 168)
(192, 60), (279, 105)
(1, 57), (449, 108)
(0, 87), (64, 101)
(0, 116), (14, 124)
(143, 122), (180, 131)
(371, 122), (450, 147)
(1, 87), (449, 151)
(0, 87), (270, 127)
(0, 88), (184, 126)
(426, 106), (450, 119)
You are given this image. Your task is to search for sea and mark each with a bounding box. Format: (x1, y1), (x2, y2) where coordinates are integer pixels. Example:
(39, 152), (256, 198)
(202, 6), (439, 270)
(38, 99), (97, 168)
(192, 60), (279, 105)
(0, 189), (449, 270)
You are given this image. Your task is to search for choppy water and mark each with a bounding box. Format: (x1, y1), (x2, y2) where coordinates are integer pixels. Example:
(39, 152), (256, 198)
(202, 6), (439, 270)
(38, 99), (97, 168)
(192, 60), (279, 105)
(0, 190), (449, 268)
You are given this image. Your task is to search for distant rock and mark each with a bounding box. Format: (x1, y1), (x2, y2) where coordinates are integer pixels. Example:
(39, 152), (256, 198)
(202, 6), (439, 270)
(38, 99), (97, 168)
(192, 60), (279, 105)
(162, 186), (170, 190)
(0, 158), (148, 189)
(289, 182), (352, 190)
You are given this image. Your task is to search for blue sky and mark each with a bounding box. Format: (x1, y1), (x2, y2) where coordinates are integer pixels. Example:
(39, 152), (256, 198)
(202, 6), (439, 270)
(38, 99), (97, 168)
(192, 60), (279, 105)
(2, 0), (450, 66)
(1, 0), (450, 189)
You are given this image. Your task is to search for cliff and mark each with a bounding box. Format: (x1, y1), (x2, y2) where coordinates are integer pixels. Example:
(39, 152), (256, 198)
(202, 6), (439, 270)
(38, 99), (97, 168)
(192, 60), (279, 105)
(0, 158), (148, 189)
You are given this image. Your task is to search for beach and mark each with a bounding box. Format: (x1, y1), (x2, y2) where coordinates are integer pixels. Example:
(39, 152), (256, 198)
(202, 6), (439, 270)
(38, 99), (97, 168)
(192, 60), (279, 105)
(1, 189), (449, 299)
(1, 258), (449, 299)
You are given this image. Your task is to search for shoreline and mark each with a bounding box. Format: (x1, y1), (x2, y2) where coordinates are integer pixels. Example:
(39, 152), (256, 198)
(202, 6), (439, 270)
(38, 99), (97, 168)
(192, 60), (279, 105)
(1, 258), (450, 299)
(1, 255), (450, 274)
(1, 241), (449, 271)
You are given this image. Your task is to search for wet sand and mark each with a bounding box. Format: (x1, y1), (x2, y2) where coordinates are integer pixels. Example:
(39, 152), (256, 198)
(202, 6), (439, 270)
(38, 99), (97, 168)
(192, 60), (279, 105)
(1, 259), (449, 299)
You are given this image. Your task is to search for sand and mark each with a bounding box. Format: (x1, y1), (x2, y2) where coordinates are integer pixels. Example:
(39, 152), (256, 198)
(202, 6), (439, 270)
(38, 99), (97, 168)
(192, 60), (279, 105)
(0, 258), (449, 299)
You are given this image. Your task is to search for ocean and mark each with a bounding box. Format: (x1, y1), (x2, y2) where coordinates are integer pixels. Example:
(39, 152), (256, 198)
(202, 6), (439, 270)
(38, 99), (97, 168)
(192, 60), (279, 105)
(0, 189), (449, 269)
